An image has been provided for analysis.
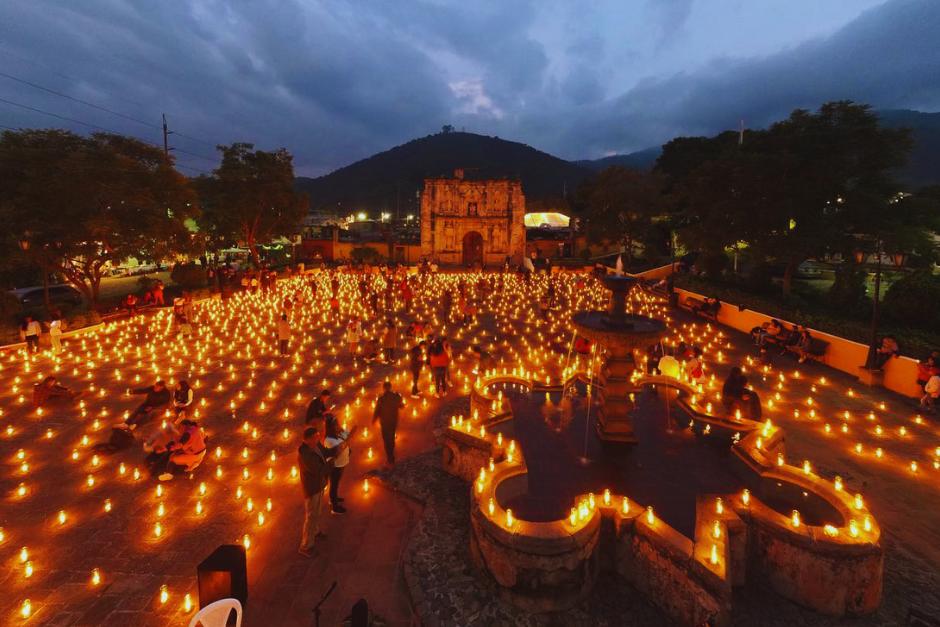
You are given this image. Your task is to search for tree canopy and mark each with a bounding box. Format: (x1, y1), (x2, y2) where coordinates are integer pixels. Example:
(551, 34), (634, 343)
(0, 129), (197, 308)
(656, 101), (936, 294)
(576, 166), (664, 266)
(196, 143), (308, 267)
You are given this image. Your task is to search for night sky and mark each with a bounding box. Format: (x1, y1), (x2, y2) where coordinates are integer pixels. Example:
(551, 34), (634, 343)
(1, 0), (938, 176)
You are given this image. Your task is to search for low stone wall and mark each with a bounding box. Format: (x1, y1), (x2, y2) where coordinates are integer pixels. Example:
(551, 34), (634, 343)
(674, 286), (922, 398)
(442, 426), (498, 483)
(741, 502), (883, 616)
(470, 472), (601, 612)
(616, 509), (730, 625)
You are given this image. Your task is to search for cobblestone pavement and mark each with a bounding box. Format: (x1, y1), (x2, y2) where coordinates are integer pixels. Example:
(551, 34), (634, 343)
(2, 271), (939, 626)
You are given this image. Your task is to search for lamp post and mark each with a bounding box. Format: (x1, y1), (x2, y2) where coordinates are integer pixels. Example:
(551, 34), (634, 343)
(18, 235), (51, 313)
(860, 240), (906, 369)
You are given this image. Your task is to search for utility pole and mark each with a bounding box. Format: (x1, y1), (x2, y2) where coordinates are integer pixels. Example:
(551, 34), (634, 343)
(162, 113), (173, 160)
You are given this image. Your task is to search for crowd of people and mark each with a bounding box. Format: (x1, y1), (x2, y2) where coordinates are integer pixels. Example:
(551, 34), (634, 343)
(15, 260), (940, 574)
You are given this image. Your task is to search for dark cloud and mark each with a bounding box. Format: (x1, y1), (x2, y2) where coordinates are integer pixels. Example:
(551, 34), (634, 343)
(555, 0), (940, 158)
(0, 0), (936, 173)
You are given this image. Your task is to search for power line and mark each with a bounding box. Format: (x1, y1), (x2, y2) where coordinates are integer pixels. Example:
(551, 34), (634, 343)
(0, 61), (220, 148)
(0, 70), (161, 130)
(0, 97), (210, 175)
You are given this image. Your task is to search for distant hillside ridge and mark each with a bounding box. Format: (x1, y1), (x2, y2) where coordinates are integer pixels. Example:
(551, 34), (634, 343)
(295, 131), (591, 214)
(296, 110), (940, 215)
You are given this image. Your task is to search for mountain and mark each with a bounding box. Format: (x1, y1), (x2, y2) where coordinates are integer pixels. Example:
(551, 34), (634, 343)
(876, 109), (940, 188)
(577, 110), (940, 187)
(295, 131), (591, 214)
(296, 110), (940, 215)
(575, 146), (662, 172)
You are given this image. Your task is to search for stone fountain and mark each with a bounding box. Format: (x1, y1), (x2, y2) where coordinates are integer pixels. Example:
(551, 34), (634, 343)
(572, 275), (666, 444)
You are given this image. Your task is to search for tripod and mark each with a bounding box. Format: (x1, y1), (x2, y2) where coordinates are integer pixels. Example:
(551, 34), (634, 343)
(312, 581), (337, 627)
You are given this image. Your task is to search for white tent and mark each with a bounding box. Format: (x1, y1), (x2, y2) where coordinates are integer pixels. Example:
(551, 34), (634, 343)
(524, 212), (570, 228)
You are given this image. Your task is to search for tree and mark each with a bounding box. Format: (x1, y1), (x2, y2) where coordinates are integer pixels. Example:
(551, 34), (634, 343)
(579, 166), (663, 268)
(197, 143), (308, 267)
(659, 102), (920, 296)
(0, 129), (198, 310)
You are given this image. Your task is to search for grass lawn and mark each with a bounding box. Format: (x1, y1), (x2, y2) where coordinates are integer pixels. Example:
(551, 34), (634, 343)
(97, 271), (172, 308)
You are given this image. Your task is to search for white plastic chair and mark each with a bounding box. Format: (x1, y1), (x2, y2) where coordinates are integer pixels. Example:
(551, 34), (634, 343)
(187, 598), (242, 627)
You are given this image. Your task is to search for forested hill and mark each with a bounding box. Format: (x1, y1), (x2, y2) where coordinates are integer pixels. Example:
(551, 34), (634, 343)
(296, 110), (940, 214)
(295, 132), (591, 213)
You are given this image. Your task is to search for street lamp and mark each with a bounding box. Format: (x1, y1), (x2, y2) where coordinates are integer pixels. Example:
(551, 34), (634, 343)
(863, 239), (883, 370)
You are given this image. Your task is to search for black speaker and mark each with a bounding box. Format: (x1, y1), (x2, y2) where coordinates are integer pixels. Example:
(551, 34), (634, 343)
(197, 544), (248, 608)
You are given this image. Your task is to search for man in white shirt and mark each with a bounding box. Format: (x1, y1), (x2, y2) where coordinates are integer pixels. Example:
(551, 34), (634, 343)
(23, 316), (41, 353)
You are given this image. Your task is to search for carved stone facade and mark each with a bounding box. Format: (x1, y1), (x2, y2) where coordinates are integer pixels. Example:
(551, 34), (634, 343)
(420, 169), (526, 266)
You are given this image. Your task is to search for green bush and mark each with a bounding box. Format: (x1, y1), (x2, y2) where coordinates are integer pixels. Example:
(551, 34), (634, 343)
(828, 263), (870, 312)
(883, 270), (940, 329)
(170, 263), (207, 289)
(0, 291), (22, 325)
(698, 251), (728, 279)
(350, 246), (382, 263)
(742, 261), (775, 294)
(676, 274), (940, 359)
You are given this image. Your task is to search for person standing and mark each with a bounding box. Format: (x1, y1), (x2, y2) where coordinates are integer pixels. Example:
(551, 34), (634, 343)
(323, 415), (355, 514)
(306, 389), (332, 425)
(277, 313), (291, 356)
(47, 313), (65, 354)
(409, 341), (426, 398)
(373, 381), (403, 468)
(22, 315), (42, 353)
(346, 316), (362, 355)
(429, 339), (449, 397)
(298, 425), (333, 556)
(381, 318), (397, 363)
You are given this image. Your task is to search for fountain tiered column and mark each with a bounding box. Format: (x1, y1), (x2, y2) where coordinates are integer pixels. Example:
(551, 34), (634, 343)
(572, 275), (666, 444)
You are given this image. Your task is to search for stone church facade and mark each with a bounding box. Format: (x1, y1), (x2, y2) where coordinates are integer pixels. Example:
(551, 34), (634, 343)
(419, 169), (526, 266)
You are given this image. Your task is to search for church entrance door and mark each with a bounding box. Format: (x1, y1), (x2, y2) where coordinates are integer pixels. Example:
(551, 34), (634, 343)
(462, 231), (484, 267)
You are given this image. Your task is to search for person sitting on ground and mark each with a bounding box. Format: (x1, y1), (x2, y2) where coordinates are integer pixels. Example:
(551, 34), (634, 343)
(157, 419), (207, 481)
(721, 367), (747, 413)
(739, 376), (762, 421)
(872, 335), (900, 370)
(362, 338), (381, 363)
(33, 375), (78, 407)
(693, 297), (719, 317)
(574, 336), (592, 355)
(306, 389), (332, 425)
(687, 346), (705, 384)
(125, 380), (171, 428)
(173, 380), (194, 416)
(538, 294), (550, 318)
